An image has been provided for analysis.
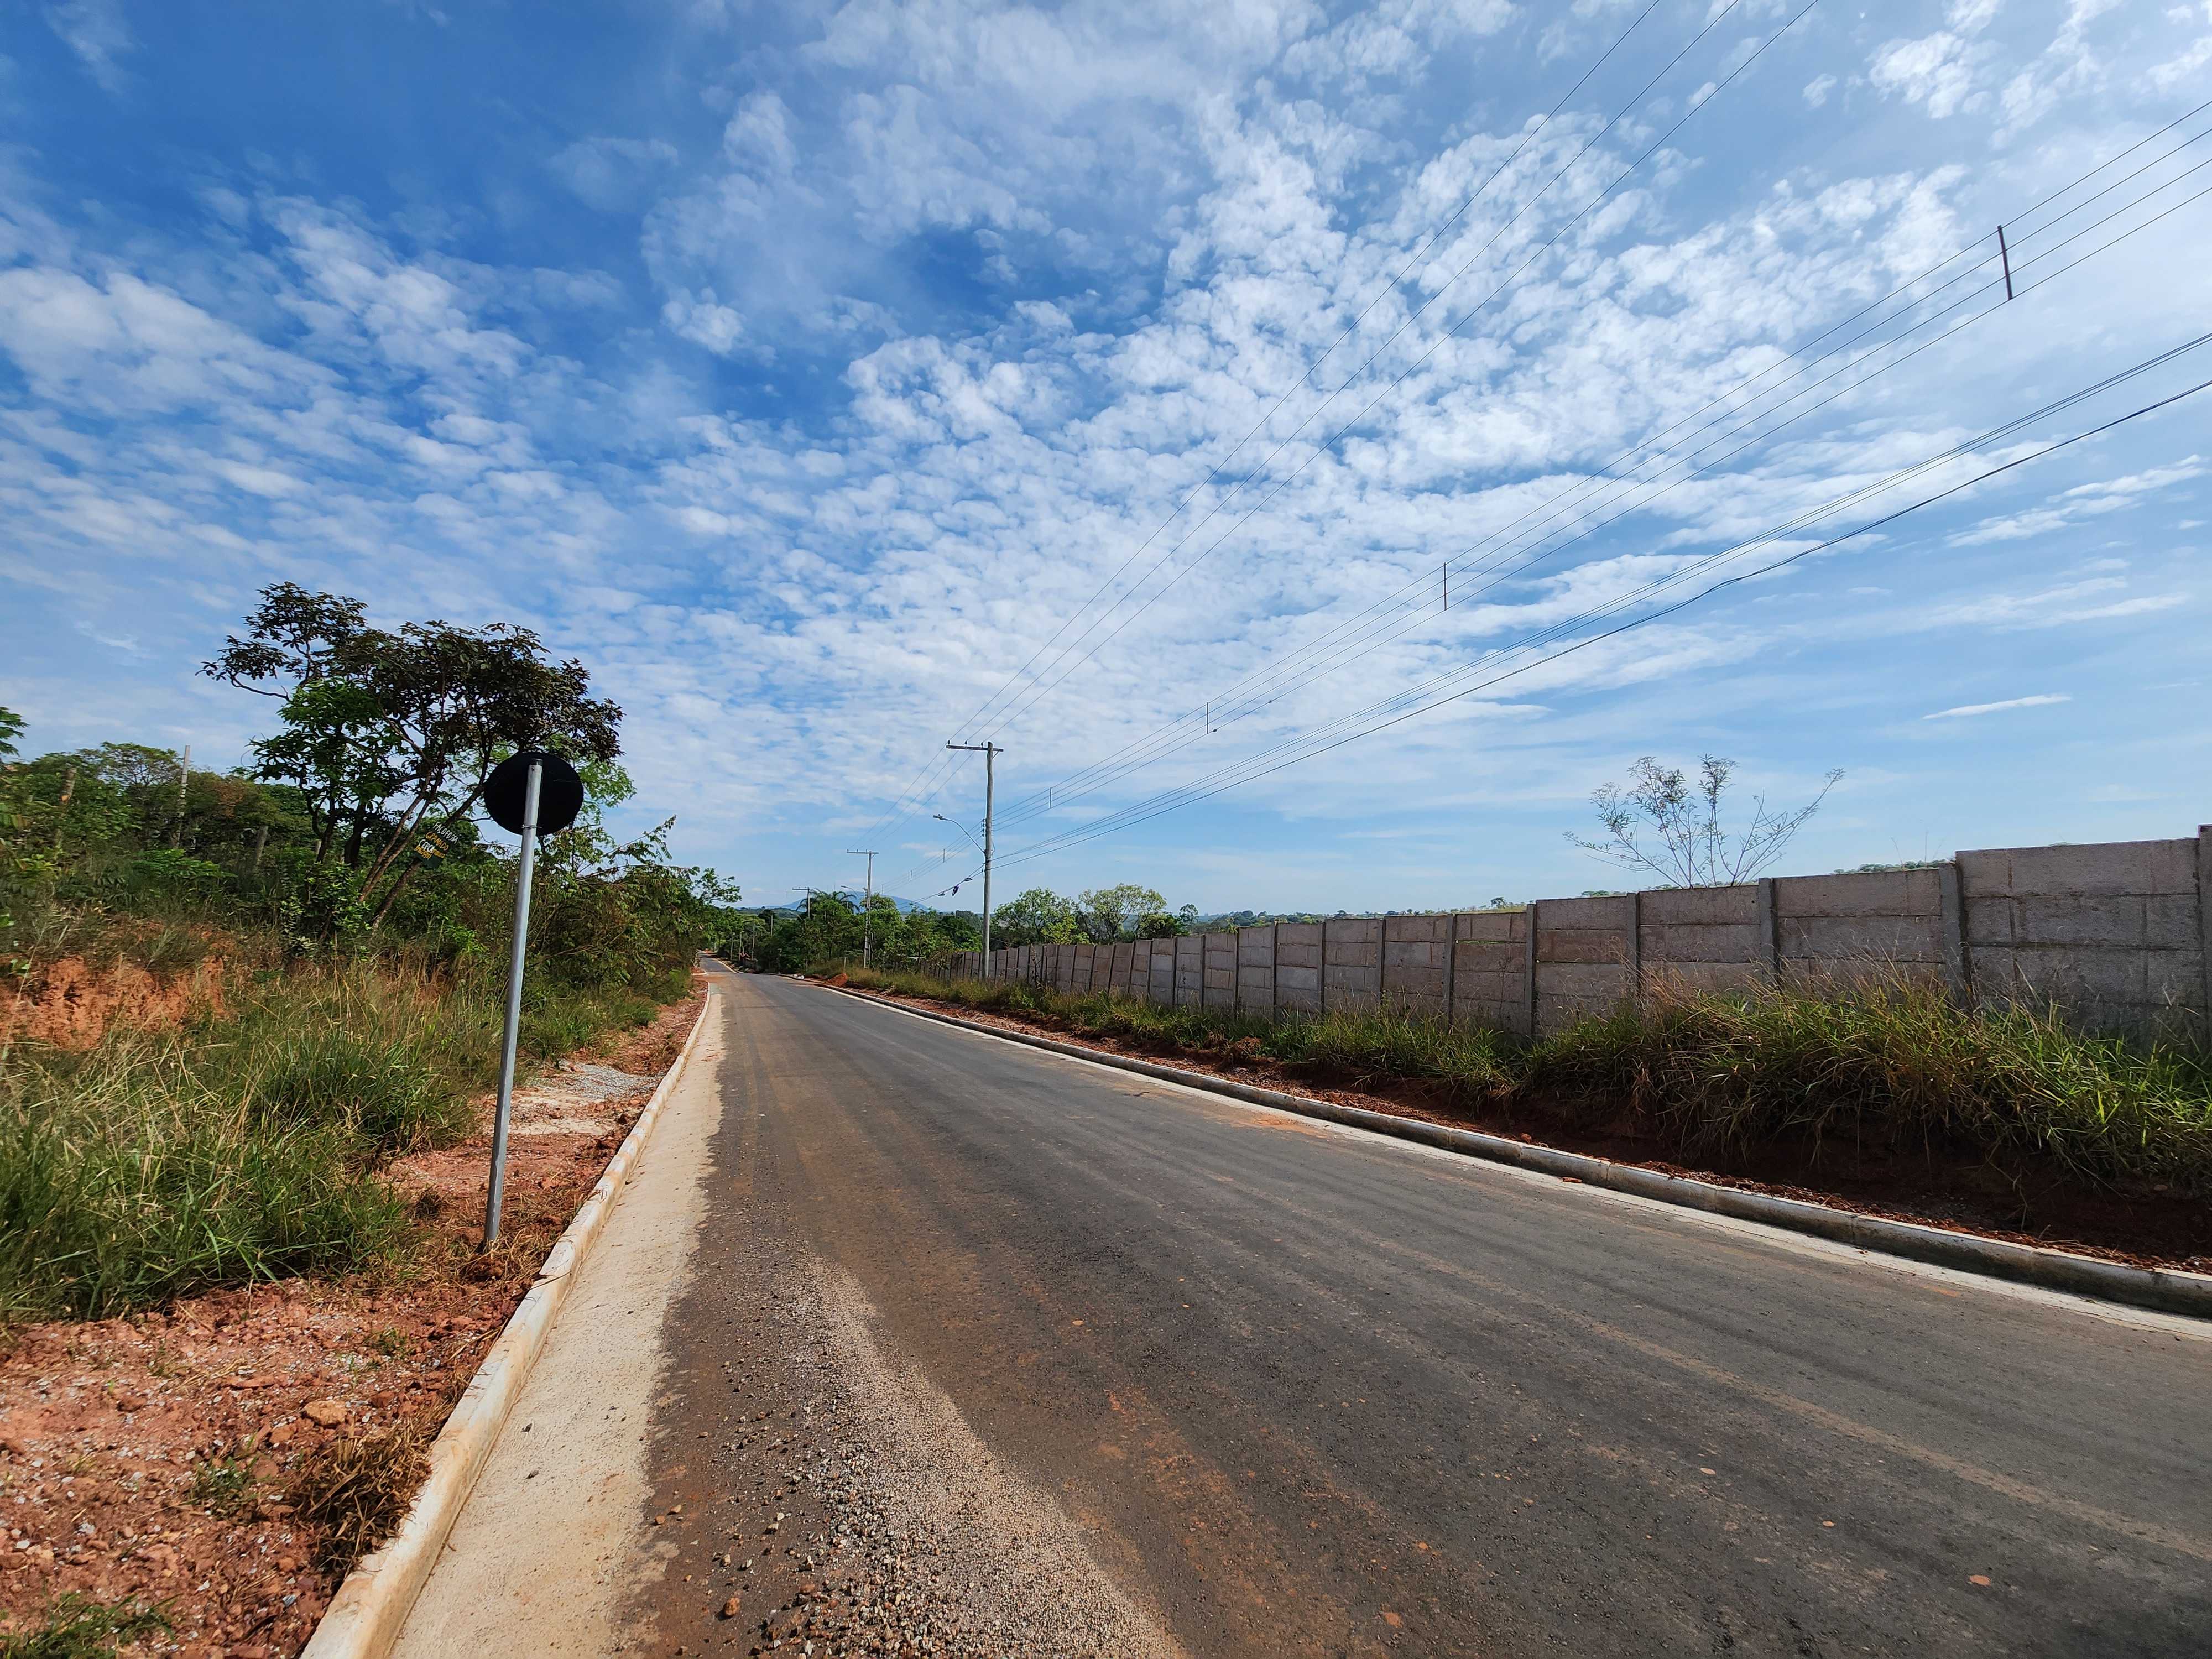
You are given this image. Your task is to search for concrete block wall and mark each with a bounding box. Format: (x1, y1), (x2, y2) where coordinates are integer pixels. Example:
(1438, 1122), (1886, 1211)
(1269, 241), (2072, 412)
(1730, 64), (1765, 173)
(1638, 883), (1763, 997)
(1381, 913), (1452, 1020)
(1276, 922), (1323, 1013)
(1147, 937), (1175, 1004)
(1773, 867), (1949, 985)
(948, 828), (2212, 1045)
(1323, 917), (1382, 1011)
(1238, 926), (1277, 1012)
(1452, 909), (1528, 1036)
(1959, 837), (2206, 1037)
(1536, 895), (1637, 1035)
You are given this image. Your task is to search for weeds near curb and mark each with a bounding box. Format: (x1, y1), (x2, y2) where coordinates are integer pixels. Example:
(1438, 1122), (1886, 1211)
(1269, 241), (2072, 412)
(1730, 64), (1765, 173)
(186, 1451), (256, 1516)
(0, 1593), (168, 1659)
(289, 1417), (433, 1575)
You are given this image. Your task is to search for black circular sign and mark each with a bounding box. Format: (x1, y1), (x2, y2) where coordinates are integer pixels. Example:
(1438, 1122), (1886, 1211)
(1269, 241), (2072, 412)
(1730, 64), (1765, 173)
(484, 750), (585, 837)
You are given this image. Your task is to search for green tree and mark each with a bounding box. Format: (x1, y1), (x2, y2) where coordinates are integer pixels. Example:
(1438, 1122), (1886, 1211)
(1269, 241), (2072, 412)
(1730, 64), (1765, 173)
(994, 887), (1084, 947)
(1077, 883), (1167, 942)
(204, 582), (624, 916)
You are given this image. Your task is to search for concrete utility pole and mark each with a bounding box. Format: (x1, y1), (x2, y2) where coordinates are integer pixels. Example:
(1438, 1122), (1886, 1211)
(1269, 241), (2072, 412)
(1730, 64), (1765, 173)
(946, 741), (1000, 972)
(846, 848), (878, 966)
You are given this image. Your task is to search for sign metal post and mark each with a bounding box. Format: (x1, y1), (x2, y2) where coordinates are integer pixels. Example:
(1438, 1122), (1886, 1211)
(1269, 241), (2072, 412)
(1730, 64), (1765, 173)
(480, 749), (586, 1251)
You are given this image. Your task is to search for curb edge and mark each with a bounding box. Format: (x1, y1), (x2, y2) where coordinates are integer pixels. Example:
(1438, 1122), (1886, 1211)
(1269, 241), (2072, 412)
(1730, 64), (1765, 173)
(300, 982), (718, 1659)
(827, 983), (2212, 1323)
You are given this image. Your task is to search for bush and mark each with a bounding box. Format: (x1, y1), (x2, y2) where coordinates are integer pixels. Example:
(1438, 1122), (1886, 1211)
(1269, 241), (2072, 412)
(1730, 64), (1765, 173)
(0, 960), (469, 1321)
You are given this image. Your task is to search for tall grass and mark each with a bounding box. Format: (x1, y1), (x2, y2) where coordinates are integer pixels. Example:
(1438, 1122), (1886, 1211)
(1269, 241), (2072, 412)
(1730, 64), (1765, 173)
(1526, 969), (2212, 1193)
(843, 965), (1518, 1100)
(843, 962), (2212, 1196)
(0, 951), (668, 1323)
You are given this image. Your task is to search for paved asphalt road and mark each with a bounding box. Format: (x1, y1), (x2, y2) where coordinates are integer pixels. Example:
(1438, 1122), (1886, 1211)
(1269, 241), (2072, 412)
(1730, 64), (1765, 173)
(634, 968), (2212, 1656)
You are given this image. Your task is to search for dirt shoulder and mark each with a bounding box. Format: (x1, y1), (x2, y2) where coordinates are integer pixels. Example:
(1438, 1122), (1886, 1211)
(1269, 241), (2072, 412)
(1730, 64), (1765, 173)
(847, 985), (2212, 1276)
(0, 983), (706, 1658)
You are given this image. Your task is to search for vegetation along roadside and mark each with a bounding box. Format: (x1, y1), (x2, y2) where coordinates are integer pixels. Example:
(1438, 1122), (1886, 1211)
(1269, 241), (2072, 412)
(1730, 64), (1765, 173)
(0, 587), (739, 1655)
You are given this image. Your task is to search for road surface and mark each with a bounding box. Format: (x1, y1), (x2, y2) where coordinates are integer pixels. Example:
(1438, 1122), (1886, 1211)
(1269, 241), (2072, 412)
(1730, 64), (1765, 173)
(398, 965), (2212, 1657)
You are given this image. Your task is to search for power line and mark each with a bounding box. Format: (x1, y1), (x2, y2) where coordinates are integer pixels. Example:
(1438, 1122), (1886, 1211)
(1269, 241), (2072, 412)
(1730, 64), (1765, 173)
(985, 335), (2212, 872)
(959, 0), (1764, 747)
(859, 3), (1675, 843)
(880, 101), (2212, 894)
(940, 0), (1681, 753)
(973, 0), (1819, 745)
(864, 0), (1782, 848)
(973, 127), (2212, 838)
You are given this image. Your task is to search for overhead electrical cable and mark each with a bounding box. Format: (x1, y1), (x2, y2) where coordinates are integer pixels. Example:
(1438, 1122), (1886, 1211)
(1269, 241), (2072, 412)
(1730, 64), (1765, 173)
(971, 0), (1819, 746)
(936, 0), (1678, 750)
(966, 129), (2212, 840)
(982, 337), (2212, 872)
(859, 0), (1681, 841)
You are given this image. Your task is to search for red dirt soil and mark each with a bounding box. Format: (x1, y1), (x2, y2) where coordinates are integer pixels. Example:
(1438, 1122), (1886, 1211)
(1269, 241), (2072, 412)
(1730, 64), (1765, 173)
(0, 983), (706, 1657)
(858, 987), (2212, 1276)
(2, 956), (228, 1051)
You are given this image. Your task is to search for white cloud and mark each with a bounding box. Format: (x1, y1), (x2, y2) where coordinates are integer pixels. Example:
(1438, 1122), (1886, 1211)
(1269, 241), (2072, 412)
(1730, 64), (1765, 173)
(2149, 32), (2212, 88)
(1950, 456), (2206, 544)
(1801, 73), (1837, 108)
(8, 0), (2212, 907)
(1869, 32), (1990, 119)
(43, 0), (134, 94)
(549, 137), (680, 213)
(1922, 693), (2070, 719)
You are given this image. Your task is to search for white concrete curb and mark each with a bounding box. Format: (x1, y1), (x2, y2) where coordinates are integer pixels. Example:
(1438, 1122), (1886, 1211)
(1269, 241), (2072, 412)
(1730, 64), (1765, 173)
(300, 985), (717, 1659)
(828, 984), (2212, 1323)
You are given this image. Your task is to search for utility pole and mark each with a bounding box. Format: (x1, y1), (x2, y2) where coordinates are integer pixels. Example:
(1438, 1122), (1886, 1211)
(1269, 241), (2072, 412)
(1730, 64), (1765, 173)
(846, 848), (878, 966)
(946, 741), (1000, 974)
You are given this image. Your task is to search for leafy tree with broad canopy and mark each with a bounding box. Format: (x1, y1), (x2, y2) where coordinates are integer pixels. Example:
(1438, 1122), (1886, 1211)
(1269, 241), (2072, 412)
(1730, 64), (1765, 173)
(203, 582), (622, 916)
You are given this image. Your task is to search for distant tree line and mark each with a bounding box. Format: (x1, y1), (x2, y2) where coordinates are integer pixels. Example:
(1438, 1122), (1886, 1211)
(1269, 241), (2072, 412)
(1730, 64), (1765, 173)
(734, 893), (980, 974)
(986, 884), (1197, 947)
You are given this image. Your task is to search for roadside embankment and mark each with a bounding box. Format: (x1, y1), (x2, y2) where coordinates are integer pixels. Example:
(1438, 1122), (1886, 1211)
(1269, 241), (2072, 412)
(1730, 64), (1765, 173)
(841, 964), (2212, 1272)
(0, 947), (705, 1657)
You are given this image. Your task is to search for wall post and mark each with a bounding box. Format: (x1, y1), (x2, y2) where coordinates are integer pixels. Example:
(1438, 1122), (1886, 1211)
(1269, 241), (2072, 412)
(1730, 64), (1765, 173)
(1939, 859), (1971, 1006)
(1522, 900), (1540, 1038)
(1626, 891), (1642, 1003)
(1319, 921), (1329, 1013)
(1442, 913), (1458, 1027)
(1757, 877), (1780, 983)
(2197, 826), (2212, 1039)
(1271, 922), (1281, 1015)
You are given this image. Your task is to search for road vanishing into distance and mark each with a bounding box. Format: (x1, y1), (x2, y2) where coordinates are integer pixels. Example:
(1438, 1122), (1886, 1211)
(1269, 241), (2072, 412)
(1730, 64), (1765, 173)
(399, 965), (2212, 1657)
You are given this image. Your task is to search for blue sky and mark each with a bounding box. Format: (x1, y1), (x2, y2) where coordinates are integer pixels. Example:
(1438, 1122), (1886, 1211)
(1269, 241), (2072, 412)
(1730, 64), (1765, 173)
(3, 0), (2208, 914)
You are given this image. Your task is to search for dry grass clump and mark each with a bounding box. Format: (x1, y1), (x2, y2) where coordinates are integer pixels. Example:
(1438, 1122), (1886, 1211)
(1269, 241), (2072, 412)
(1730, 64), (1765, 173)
(0, 944), (680, 1322)
(289, 1416), (434, 1574)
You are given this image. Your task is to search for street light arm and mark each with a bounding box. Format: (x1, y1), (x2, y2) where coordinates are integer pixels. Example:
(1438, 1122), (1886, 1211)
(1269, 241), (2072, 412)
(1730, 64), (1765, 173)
(932, 812), (985, 854)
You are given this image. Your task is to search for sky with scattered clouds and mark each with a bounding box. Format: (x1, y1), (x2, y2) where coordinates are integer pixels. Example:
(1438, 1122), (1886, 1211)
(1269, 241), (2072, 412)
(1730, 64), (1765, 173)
(3, 0), (2208, 912)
